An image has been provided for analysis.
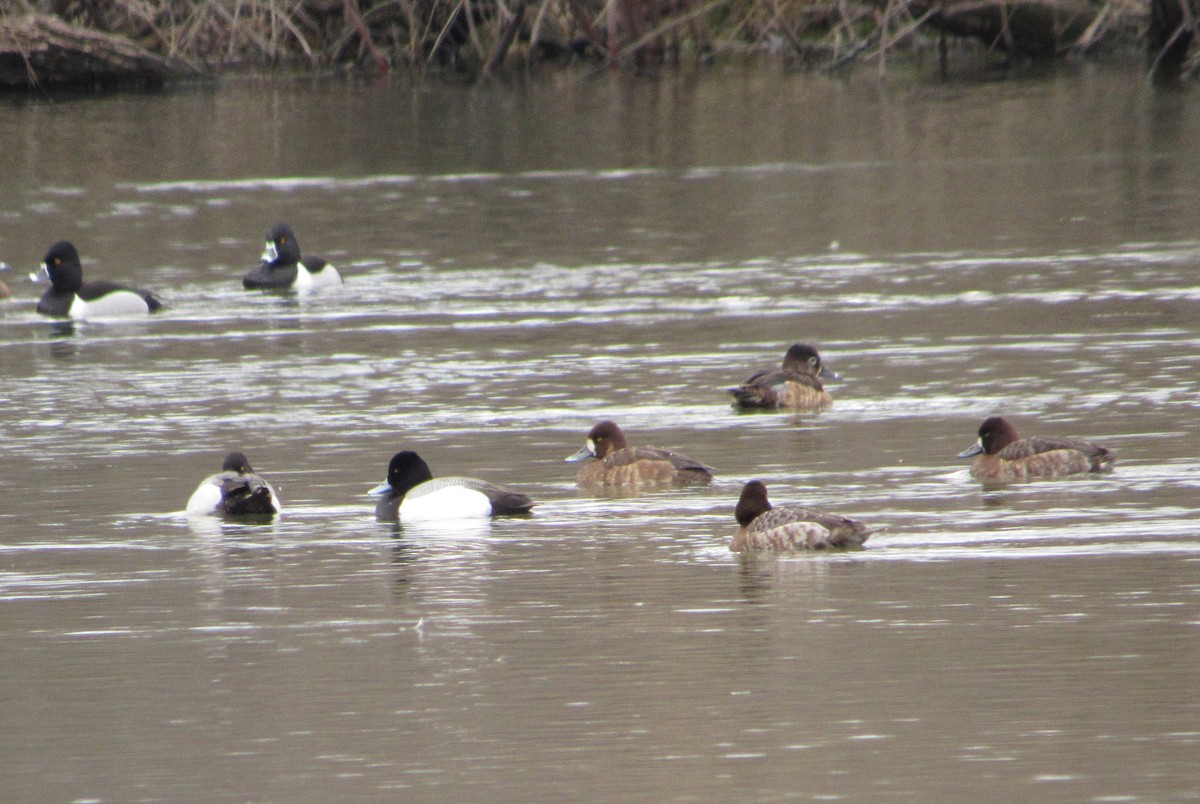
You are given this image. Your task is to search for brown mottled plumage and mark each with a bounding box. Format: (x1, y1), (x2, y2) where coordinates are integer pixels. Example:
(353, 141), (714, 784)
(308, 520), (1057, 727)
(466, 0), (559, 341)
(729, 343), (838, 410)
(958, 416), (1116, 482)
(566, 420), (714, 488)
(731, 480), (873, 552)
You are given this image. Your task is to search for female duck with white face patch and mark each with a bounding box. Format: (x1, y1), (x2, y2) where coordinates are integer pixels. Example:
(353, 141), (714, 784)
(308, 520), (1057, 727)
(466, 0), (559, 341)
(566, 420), (715, 488)
(958, 416), (1116, 482)
(243, 222), (342, 291)
(369, 451), (535, 523)
(31, 241), (163, 320)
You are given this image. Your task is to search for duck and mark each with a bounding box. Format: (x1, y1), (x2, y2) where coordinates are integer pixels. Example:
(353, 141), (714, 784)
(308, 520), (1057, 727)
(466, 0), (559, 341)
(243, 222), (342, 290)
(186, 451), (281, 516)
(369, 450), (535, 522)
(729, 343), (840, 410)
(0, 261), (12, 299)
(957, 416), (1117, 481)
(31, 241), (163, 319)
(565, 420), (715, 487)
(732, 480), (873, 552)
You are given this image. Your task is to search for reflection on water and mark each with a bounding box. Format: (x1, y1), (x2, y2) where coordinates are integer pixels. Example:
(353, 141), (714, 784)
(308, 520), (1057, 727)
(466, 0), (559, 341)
(0, 68), (1199, 799)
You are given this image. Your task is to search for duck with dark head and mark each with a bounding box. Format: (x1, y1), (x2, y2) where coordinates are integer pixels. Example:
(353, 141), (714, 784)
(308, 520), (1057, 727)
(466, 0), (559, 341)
(729, 343), (840, 411)
(958, 416), (1116, 482)
(186, 451), (281, 517)
(31, 241), (163, 320)
(566, 420), (714, 488)
(732, 480), (874, 552)
(369, 450), (534, 522)
(243, 222), (342, 291)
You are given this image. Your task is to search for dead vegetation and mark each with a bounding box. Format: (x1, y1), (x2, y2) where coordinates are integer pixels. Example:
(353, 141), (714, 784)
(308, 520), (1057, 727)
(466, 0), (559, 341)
(0, 0), (1195, 87)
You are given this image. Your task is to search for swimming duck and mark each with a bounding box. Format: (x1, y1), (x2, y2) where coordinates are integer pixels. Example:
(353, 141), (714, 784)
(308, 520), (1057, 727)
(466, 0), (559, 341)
(369, 450), (535, 522)
(565, 420), (715, 487)
(732, 480), (873, 552)
(186, 451), (281, 516)
(31, 241), (163, 319)
(243, 222), (342, 290)
(729, 343), (839, 410)
(957, 416), (1117, 481)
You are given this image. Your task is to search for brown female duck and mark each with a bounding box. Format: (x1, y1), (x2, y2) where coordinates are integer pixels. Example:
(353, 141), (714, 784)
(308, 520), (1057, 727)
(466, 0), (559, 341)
(732, 480), (873, 552)
(729, 343), (839, 410)
(565, 420), (714, 487)
(958, 416), (1116, 481)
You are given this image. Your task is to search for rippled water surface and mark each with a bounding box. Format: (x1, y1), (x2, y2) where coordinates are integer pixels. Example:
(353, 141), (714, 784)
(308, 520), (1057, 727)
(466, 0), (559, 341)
(1, 68), (1199, 800)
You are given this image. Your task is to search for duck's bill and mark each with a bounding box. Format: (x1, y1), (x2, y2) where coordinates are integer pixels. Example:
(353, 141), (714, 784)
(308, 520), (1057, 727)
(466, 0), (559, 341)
(957, 442), (984, 459)
(564, 445), (593, 463)
(819, 364), (842, 382)
(28, 262), (49, 283)
(261, 242), (278, 263)
(367, 481), (392, 497)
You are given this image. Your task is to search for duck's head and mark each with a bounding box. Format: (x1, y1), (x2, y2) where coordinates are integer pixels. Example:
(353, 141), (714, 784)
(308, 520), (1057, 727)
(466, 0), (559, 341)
(782, 343), (840, 381)
(369, 450), (435, 498)
(222, 451), (255, 475)
(261, 222), (302, 267)
(565, 420), (630, 462)
(735, 480), (773, 526)
(31, 241), (84, 293)
(958, 416), (1021, 458)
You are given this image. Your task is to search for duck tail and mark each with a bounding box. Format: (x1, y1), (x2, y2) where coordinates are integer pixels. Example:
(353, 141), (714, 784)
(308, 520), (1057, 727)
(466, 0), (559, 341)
(729, 386), (773, 408)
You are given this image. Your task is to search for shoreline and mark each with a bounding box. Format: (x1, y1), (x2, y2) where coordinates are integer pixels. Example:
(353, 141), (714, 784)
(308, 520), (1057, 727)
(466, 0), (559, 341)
(0, 0), (1172, 91)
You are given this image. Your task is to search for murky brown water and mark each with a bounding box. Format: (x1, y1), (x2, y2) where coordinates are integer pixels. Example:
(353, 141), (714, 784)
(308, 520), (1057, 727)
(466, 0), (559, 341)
(1, 67), (1199, 800)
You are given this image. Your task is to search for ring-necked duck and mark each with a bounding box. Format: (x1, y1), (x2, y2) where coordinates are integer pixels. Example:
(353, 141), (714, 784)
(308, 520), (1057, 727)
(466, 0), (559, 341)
(369, 450), (535, 522)
(565, 420), (715, 487)
(732, 480), (873, 552)
(957, 416), (1117, 481)
(186, 451), (281, 516)
(243, 222), (342, 290)
(31, 241), (163, 319)
(729, 343), (840, 410)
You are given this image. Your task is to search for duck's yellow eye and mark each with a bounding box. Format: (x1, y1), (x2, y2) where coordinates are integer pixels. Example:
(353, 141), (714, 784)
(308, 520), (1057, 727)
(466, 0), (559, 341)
(55, 257), (61, 265)
(280, 236), (287, 244)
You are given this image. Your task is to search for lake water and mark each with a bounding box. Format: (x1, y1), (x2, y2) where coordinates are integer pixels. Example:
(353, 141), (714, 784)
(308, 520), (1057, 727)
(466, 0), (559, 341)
(1, 65), (1199, 800)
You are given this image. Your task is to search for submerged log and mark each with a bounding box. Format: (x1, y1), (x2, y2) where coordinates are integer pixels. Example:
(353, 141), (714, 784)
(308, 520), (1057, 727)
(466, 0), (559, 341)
(0, 13), (200, 89)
